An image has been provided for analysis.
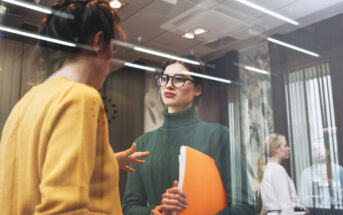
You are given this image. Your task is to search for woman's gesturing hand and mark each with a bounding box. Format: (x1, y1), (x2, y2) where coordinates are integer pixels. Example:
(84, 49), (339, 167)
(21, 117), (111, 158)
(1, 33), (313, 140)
(115, 142), (150, 172)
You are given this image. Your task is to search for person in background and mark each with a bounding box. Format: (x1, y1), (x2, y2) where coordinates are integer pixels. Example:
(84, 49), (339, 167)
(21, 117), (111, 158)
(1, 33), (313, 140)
(0, 0), (148, 214)
(257, 133), (308, 215)
(122, 60), (255, 215)
(299, 140), (343, 209)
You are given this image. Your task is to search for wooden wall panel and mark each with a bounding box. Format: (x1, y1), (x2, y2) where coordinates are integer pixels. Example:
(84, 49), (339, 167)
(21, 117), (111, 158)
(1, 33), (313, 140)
(0, 38), (23, 132)
(100, 68), (145, 199)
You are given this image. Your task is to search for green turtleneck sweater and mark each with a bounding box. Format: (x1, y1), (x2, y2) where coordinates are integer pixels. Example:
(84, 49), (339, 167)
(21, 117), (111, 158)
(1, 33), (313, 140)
(122, 107), (255, 215)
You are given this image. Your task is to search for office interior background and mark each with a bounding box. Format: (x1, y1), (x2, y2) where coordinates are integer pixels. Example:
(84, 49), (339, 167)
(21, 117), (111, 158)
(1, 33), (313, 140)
(1, 0), (343, 214)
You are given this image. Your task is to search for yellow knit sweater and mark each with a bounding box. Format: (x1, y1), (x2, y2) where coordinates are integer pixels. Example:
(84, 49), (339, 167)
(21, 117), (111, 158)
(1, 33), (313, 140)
(0, 77), (122, 215)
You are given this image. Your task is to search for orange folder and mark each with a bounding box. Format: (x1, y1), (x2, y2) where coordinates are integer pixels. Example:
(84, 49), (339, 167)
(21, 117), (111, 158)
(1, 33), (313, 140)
(176, 146), (227, 215)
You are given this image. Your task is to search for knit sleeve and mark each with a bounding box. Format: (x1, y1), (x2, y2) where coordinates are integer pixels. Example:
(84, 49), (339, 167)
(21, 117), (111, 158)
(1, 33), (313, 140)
(211, 127), (256, 215)
(122, 139), (155, 215)
(33, 87), (105, 214)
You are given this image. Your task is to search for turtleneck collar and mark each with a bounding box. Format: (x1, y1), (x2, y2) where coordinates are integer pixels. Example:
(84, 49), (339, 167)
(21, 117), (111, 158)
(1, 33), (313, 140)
(161, 106), (200, 128)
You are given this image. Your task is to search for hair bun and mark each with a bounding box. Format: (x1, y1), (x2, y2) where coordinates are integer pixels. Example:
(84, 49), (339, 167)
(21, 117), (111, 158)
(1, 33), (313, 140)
(32, 0), (120, 76)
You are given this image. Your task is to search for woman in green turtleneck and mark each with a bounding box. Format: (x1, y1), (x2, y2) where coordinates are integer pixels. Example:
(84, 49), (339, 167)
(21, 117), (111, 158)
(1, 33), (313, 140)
(122, 61), (255, 215)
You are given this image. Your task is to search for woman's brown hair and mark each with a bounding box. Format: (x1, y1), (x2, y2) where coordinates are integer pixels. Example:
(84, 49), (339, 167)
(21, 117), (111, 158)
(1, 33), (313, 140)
(30, 0), (122, 77)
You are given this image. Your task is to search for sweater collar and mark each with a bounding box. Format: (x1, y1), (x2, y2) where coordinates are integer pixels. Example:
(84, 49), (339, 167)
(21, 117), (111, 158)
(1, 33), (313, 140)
(161, 106), (200, 128)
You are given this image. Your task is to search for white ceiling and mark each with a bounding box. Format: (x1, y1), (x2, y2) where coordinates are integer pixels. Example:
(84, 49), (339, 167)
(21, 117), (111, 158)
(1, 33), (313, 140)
(2, 0), (343, 67)
(117, 0), (343, 64)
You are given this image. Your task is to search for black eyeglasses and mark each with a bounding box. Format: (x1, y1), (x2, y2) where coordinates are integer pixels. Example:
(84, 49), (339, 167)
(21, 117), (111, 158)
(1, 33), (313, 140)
(156, 74), (194, 88)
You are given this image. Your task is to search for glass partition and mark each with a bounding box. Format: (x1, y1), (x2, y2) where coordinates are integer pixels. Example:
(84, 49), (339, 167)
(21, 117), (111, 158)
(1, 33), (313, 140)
(1, 0), (343, 214)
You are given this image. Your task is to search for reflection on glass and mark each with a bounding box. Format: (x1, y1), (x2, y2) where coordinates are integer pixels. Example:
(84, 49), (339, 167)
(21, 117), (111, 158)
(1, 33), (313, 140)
(1, 0), (343, 214)
(285, 63), (341, 209)
(122, 61), (255, 215)
(299, 141), (343, 209)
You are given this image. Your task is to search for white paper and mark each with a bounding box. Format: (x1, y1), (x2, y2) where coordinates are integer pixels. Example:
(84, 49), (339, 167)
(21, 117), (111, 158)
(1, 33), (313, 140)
(172, 146), (186, 215)
(178, 146), (186, 190)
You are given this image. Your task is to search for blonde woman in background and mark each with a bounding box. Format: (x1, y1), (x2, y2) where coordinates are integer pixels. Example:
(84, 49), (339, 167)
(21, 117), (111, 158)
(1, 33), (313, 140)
(257, 133), (308, 215)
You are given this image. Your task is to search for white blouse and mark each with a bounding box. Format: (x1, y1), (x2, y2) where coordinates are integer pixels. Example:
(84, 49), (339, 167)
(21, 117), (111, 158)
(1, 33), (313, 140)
(260, 162), (301, 215)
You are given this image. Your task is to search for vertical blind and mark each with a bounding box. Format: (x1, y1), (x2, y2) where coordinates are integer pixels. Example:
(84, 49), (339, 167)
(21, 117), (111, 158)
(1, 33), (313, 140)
(285, 63), (342, 209)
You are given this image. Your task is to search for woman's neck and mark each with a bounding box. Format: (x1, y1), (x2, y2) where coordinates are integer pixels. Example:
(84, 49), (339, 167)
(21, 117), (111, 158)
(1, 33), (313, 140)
(46, 57), (104, 89)
(269, 156), (282, 164)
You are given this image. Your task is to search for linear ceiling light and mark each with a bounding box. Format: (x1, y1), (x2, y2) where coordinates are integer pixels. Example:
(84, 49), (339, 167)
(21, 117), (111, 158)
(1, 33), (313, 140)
(2, 0), (52, 14)
(0, 25), (158, 73)
(182, 70), (232, 84)
(112, 40), (201, 66)
(244, 66), (269, 75)
(133, 46), (201, 65)
(124, 62), (157, 72)
(112, 58), (159, 72)
(0, 25), (77, 47)
(234, 0), (299, 26)
(2, 0), (73, 19)
(267, 37), (320, 57)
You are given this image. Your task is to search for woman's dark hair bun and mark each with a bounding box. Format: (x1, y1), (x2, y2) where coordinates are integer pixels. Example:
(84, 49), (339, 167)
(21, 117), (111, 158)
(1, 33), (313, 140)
(31, 0), (121, 76)
(40, 0), (118, 47)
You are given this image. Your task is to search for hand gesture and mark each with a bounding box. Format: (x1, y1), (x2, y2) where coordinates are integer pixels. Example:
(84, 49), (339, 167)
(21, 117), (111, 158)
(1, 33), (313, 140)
(115, 142), (149, 172)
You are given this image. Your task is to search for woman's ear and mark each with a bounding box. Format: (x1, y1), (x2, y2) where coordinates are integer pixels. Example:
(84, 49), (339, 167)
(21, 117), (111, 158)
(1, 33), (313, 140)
(92, 31), (105, 53)
(272, 147), (280, 156)
(194, 84), (202, 96)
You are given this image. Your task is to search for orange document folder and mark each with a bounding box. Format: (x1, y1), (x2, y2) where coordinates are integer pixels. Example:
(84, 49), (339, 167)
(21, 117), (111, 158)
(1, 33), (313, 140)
(176, 146), (227, 215)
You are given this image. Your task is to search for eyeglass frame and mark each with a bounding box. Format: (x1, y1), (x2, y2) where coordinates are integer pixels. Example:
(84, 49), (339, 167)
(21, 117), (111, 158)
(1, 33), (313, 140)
(156, 74), (195, 88)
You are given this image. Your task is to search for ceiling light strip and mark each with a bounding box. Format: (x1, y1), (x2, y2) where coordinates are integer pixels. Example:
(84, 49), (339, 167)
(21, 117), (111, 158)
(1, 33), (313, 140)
(182, 70), (232, 84)
(112, 59), (159, 72)
(3, 0), (51, 14)
(244, 66), (269, 75)
(234, 0), (299, 26)
(0, 25), (77, 47)
(124, 62), (157, 72)
(0, 25), (159, 73)
(133, 46), (201, 65)
(112, 40), (201, 66)
(2, 0), (73, 19)
(267, 37), (320, 57)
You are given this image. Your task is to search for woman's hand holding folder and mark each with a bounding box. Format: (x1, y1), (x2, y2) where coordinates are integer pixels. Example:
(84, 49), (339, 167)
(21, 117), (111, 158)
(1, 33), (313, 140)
(151, 180), (188, 215)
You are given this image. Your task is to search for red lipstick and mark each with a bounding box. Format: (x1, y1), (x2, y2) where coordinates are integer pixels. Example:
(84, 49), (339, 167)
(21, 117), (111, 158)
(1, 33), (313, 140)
(164, 92), (176, 98)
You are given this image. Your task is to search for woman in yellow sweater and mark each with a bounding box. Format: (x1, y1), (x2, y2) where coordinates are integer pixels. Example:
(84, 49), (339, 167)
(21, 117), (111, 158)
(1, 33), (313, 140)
(0, 0), (148, 214)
